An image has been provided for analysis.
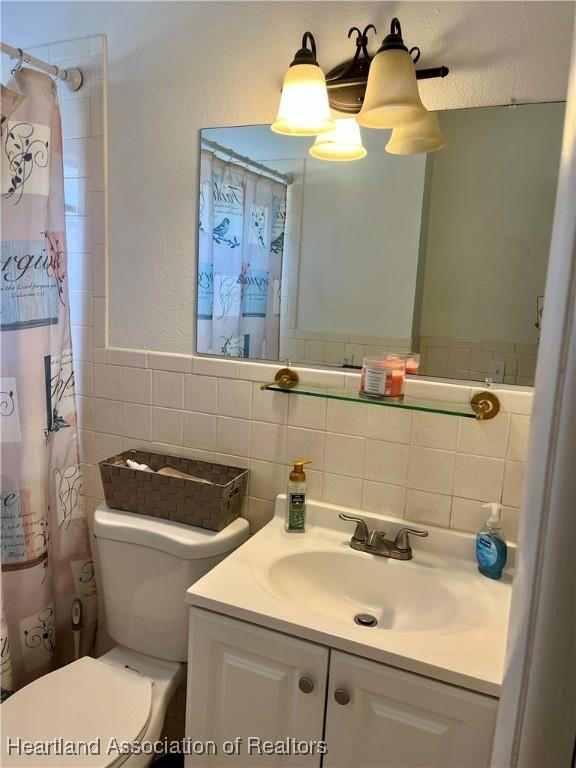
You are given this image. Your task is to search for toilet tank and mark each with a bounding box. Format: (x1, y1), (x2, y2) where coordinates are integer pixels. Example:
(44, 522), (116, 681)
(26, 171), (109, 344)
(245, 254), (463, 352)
(93, 504), (249, 662)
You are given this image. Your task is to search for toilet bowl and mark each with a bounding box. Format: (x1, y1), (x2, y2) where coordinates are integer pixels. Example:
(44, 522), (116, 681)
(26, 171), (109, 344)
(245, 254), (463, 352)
(1, 504), (249, 767)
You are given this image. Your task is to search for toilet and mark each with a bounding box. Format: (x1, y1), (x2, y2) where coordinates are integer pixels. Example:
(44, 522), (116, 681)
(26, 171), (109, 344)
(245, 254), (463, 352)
(2, 503), (249, 768)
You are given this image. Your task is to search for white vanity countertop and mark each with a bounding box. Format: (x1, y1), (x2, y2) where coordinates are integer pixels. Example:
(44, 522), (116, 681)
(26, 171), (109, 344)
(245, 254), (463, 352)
(186, 498), (513, 697)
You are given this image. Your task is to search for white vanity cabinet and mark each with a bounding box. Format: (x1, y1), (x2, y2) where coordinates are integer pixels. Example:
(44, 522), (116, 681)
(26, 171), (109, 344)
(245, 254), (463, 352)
(186, 608), (329, 767)
(186, 609), (498, 768)
(323, 651), (497, 768)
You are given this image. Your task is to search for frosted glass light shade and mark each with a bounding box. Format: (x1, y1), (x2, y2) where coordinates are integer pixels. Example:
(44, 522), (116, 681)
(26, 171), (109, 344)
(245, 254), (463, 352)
(271, 64), (335, 136)
(309, 118), (367, 161)
(357, 48), (424, 129)
(386, 111), (446, 154)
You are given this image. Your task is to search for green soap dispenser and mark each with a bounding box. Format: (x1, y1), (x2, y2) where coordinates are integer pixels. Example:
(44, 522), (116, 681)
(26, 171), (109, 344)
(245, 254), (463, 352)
(286, 459), (312, 533)
(476, 502), (507, 580)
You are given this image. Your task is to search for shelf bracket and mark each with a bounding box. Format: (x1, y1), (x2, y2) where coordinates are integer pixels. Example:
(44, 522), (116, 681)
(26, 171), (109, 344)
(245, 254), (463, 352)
(470, 391), (501, 420)
(260, 367), (300, 391)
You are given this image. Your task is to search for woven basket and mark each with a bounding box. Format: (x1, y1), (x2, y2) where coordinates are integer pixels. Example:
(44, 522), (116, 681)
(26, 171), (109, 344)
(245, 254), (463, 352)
(99, 449), (248, 531)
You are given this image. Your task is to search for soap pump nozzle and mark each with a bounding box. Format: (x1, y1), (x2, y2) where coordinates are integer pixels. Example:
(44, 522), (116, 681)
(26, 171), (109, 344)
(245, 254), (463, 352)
(290, 459), (312, 482)
(482, 502), (503, 531)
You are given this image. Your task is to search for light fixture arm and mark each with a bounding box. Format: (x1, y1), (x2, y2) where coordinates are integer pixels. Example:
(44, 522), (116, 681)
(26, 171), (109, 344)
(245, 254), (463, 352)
(378, 18), (421, 65)
(377, 17), (408, 53)
(302, 32), (316, 59)
(349, 23), (377, 62)
(325, 25), (377, 85)
(323, 18), (449, 114)
(415, 65), (449, 80)
(290, 31), (319, 67)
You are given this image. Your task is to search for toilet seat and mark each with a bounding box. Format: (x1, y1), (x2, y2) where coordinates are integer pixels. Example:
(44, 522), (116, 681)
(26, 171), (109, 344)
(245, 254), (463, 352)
(1, 656), (153, 767)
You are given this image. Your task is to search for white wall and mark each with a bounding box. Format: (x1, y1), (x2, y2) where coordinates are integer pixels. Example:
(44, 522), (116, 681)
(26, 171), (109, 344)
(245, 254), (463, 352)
(3, 1), (574, 354)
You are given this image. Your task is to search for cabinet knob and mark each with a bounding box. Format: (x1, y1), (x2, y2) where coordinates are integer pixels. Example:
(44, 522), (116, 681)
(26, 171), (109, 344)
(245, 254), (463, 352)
(299, 677), (314, 694)
(334, 688), (350, 705)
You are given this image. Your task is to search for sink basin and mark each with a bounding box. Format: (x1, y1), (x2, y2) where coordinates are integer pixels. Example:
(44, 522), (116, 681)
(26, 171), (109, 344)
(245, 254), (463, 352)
(267, 550), (476, 633)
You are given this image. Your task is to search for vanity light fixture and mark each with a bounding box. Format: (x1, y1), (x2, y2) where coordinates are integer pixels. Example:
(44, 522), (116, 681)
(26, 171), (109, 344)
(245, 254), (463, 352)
(309, 118), (367, 161)
(271, 32), (335, 136)
(272, 20), (449, 156)
(385, 110), (446, 154)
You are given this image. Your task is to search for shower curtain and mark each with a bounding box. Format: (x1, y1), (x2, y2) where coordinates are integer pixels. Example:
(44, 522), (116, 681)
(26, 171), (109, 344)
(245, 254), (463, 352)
(197, 150), (286, 359)
(0, 69), (96, 699)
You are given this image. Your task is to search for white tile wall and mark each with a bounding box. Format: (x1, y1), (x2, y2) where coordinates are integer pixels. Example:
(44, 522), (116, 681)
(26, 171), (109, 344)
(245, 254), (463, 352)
(94, 364), (121, 399)
(407, 446), (455, 495)
(252, 384), (289, 424)
(326, 400), (367, 437)
(122, 402), (151, 441)
(121, 366), (152, 405)
(184, 411), (216, 451)
(88, 358), (531, 550)
(325, 433), (365, 478)
(286, 427), (325, 470)
(507, 415), (531, 461)
(412, 411), (459, 450)
(217, 378), (252, 419)
(215, 416), (251, 456)
(405, 490), (452, 528)
(323, 473), (363, 508)
(184, 374), (217, 413)
(152, 407), (184, 445)
(152, 371), (184, 409)
(364, 407), (412, 444)
(365, 440), (410, 486)
(250, 422), (286, 464)
(453, 454), (506, 503)
(362, 481), (406, 516)
(288, 395), (327, 430)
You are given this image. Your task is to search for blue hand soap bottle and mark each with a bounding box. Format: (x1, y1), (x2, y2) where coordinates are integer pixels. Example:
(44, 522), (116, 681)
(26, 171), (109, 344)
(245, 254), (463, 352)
(476, 502), (507, 580)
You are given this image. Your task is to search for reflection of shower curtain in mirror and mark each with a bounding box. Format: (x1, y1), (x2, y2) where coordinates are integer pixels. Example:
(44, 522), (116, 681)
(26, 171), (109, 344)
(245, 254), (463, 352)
(0, 70), (96, 699)
(197, 150), (286, 359)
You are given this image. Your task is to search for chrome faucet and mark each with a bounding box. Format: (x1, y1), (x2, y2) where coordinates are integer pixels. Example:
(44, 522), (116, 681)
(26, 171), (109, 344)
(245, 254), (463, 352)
(339, 513), (429, 560)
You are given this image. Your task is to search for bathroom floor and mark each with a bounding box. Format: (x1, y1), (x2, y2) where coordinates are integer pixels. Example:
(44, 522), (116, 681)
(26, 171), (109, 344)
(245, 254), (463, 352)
(151, 755), (184, 768)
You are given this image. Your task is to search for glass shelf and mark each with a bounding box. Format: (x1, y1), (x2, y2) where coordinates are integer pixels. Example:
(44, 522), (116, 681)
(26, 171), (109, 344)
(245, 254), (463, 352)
(264, 382), (477, 419)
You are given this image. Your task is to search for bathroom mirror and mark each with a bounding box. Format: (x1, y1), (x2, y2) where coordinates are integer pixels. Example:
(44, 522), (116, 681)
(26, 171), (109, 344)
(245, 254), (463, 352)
(196, 102), (565, 385)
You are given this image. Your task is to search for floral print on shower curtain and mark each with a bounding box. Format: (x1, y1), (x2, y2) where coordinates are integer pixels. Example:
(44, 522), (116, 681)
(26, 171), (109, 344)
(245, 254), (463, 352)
(197, 150), (286, 359)
(0, 69), (96, 699)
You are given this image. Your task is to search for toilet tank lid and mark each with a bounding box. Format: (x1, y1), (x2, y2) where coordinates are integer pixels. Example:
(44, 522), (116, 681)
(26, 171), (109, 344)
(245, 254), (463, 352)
(94, 504), (249, 559)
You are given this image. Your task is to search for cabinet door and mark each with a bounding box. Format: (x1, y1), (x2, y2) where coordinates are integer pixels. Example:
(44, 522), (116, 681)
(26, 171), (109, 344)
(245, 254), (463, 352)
(185, 608), (328, 767)
(324, 651), (498, 768)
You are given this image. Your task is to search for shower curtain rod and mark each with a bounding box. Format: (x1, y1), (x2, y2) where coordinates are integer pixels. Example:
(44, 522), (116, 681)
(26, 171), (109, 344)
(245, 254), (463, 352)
(1, 42), (83, 91)
(201, 138), (293, 185)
